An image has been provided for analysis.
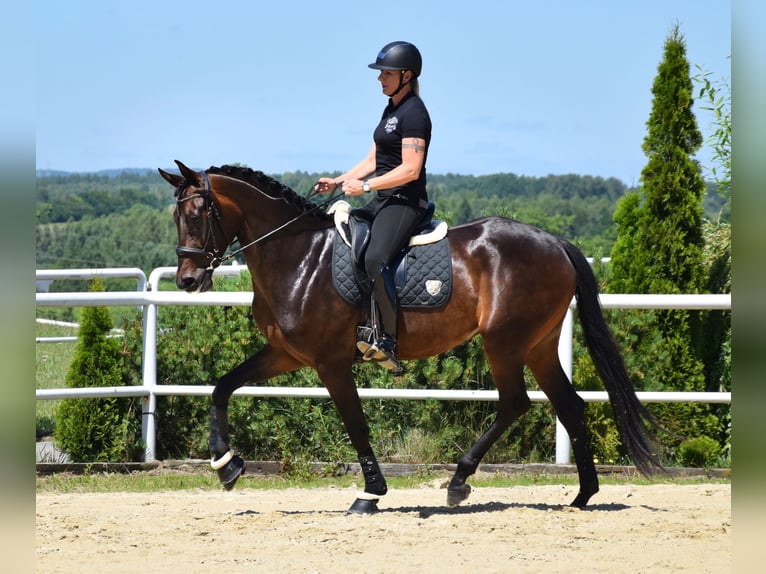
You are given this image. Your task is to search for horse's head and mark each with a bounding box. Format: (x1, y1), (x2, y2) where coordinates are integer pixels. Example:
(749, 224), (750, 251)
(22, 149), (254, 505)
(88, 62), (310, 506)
(159, 160), (228, 293)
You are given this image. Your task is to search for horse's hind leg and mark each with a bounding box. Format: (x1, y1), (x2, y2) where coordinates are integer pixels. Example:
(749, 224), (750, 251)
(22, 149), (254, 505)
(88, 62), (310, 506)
(447, 350), (530, 507)
(209, 344), (302, 490)
(527, 336), (599, 508)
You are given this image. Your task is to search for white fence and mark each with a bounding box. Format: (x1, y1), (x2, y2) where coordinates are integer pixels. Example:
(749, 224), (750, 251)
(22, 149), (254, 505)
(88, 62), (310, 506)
(36, 265), (731, 465)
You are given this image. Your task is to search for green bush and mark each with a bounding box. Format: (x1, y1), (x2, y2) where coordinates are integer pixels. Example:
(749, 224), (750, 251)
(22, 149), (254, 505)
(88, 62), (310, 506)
(678, 435), (721, 467)
(55, 279), (141, 462)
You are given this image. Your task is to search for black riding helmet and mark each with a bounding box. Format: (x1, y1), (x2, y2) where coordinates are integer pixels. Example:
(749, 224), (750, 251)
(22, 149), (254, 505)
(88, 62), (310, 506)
(368, 41), (422, 77)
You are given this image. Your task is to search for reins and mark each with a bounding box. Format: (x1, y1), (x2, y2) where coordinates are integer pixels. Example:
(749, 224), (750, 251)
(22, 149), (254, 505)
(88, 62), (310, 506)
(177, 175), (344, 271)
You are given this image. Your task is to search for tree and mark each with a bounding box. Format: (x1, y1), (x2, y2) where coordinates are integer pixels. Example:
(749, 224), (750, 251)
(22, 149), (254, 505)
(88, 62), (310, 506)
(694, 62), (731, 460)
(694, 62), (731, 220)
(608, 23), (719, 448)
(55, 279), (140, 462)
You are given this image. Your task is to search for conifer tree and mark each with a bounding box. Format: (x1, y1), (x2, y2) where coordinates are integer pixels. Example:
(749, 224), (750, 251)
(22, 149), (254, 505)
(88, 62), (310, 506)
(56, 279), (138, 461)
(608, 23), (718, 446)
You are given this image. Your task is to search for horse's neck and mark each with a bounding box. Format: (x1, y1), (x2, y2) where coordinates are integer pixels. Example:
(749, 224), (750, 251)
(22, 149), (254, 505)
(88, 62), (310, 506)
(241, 225), (333, 297)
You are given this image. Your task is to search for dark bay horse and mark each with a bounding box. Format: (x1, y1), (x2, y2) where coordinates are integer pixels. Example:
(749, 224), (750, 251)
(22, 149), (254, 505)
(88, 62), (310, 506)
(159, 160), (662, 514)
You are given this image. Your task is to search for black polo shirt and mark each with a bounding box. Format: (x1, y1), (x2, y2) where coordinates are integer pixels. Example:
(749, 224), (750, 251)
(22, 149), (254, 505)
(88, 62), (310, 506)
(372, 91), (432, 207)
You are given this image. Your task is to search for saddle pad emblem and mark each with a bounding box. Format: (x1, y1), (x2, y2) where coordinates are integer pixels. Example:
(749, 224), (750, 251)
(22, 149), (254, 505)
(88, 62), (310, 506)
(425, 280), (443, 296)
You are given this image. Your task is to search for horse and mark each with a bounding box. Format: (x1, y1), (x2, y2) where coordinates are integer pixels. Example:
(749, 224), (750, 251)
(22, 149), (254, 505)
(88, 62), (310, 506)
(159, 160), (663, 514)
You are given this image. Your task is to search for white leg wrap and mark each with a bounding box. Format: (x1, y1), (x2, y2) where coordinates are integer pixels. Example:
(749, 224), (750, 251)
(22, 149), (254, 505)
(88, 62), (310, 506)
(210, 450), (234, 470)
(356, 490), (385, 501)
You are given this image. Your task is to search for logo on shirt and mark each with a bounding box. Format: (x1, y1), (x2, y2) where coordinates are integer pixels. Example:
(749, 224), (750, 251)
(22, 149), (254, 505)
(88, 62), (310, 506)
(384, 116), (399, 134)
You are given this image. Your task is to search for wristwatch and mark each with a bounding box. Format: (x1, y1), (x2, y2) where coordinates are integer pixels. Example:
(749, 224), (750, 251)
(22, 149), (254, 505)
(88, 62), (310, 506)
(362, 180), (372, 193)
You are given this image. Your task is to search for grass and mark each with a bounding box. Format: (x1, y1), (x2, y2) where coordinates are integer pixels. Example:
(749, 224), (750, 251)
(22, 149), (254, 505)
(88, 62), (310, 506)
(36, 467), (730, 495)
(36, 322), (79, 431)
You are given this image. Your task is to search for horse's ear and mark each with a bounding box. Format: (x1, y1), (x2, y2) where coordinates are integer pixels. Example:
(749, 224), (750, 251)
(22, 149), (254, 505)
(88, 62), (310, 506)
(158, 167), (183, 187)
(174, 160), (199, 183)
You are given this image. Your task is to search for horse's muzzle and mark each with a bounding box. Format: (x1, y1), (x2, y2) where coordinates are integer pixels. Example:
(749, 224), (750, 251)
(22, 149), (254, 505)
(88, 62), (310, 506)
(176, 264), (214, 293)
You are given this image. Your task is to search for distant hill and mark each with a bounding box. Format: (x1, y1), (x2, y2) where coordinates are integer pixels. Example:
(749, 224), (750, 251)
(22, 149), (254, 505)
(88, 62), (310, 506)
(36, 167), (158, 178)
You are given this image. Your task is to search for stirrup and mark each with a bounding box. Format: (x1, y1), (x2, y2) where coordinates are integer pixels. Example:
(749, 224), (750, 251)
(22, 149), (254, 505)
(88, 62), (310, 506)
(363, 338), (402, 373)
(379, 354), (403, 374)
(356, 325), (375, 357)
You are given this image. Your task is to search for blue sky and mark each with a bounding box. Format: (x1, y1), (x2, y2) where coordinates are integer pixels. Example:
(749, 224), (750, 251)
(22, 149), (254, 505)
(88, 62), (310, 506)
(36, 1), (730, 186)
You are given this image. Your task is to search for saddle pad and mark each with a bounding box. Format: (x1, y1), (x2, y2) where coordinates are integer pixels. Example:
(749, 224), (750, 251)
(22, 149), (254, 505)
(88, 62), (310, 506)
(332, 233), (452, 309)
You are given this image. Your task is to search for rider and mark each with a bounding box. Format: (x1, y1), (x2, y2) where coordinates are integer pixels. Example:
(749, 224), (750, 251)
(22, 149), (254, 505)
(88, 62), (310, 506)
(316, 41), (432, 371)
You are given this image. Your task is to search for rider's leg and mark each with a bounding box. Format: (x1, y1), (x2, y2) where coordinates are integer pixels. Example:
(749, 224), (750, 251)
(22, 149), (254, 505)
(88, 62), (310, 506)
(358, 202), (421, 370)
(363, 272), (400, 370)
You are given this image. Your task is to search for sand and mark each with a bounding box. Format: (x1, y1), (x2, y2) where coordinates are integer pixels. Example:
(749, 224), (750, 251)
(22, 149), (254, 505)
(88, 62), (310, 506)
(36, 481), (730, 573)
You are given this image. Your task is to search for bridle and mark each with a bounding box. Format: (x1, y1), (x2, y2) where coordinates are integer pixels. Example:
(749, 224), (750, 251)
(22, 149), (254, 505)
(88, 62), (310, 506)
(175, 172), (231, 271)
(175, 172), (344, 272)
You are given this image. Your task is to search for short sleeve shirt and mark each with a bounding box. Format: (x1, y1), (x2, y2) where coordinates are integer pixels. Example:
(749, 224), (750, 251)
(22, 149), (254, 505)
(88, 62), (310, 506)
(373, 92), (432, 206)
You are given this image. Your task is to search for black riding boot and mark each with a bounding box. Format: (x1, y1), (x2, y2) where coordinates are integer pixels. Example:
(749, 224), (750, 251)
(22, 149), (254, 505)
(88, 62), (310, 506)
(363, 273), (401, 372)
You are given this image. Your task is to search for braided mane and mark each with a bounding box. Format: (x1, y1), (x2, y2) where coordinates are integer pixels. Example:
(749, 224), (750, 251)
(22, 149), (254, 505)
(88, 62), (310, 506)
(206, 164), (332, 222)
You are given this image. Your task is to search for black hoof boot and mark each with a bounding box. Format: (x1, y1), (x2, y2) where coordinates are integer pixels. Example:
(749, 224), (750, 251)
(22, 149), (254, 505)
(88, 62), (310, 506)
(446, 483), (472, 507)
(347, 497), (380, 515)
(211, 451), (244, 491)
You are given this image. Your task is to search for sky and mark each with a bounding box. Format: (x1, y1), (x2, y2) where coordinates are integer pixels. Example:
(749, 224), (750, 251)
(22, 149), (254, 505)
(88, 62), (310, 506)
(35, 0), (731, 186)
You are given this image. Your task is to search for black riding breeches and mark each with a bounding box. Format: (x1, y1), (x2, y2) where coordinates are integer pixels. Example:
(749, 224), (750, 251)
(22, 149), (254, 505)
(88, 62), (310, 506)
(363, 201), (423, 283)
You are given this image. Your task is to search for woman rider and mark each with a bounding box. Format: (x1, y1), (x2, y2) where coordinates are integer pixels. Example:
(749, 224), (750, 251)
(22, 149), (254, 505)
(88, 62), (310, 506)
(316, 41), (432, 372)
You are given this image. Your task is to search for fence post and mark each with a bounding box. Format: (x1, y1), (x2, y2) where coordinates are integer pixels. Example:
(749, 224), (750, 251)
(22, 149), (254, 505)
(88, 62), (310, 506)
(555, 307), (574, 464)
(141, 273), (163, 463)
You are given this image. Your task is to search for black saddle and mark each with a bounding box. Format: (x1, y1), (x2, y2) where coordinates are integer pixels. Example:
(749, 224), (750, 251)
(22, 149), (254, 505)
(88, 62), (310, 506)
(347, 202), (437, 265)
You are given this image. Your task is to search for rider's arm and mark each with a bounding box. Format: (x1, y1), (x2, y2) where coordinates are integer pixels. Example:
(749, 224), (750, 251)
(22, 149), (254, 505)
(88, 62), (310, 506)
(316, 144), (376, 193)
(364, 137), (425, 192)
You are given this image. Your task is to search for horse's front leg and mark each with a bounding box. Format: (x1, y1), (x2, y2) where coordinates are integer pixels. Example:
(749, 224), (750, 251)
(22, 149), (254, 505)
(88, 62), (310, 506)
(209, 344), (302, 490)
(209, 403), (244, 490)
(318, 364), (387, 514)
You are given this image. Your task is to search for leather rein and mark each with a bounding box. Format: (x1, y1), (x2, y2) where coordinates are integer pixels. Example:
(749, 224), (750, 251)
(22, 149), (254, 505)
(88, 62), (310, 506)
(175, 173), (344, 271)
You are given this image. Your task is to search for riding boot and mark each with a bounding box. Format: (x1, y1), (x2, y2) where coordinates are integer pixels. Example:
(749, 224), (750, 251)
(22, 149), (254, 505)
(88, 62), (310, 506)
(363, 272), (401, 373)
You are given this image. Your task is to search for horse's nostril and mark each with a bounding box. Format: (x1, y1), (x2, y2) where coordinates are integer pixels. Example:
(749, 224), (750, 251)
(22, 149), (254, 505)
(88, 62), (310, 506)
(179, 275), (197, 290)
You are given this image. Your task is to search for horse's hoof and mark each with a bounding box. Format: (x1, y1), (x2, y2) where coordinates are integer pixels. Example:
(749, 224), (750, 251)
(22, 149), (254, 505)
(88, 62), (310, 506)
(214, 454), (244, 491)
(446, 483), (471, 507)
(347, 497), (380, 515)
(570, 487), (598, 508)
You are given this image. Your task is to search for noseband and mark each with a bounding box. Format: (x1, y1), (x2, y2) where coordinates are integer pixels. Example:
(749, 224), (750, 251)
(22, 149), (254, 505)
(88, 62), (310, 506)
(175, 172), (230, 271)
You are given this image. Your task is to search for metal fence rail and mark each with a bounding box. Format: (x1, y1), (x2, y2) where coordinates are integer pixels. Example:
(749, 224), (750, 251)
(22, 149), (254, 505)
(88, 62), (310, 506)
(36, 265), (731, 464)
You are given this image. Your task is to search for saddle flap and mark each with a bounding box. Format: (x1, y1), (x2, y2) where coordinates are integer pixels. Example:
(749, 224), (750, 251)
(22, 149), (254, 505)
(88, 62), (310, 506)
(349, 209), (372, 263)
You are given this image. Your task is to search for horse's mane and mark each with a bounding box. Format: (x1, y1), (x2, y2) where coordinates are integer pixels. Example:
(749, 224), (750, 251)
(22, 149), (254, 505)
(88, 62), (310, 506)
(206, 164), (332, 222)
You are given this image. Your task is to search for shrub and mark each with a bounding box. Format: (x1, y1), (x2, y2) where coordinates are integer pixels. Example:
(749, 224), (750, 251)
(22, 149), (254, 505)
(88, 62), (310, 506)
(55, 279), (141, 462)
(678, 435), (720, 467)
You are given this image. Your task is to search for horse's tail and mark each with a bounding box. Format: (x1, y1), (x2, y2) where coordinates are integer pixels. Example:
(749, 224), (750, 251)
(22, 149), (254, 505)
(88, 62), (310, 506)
(560, 239), (664, 476)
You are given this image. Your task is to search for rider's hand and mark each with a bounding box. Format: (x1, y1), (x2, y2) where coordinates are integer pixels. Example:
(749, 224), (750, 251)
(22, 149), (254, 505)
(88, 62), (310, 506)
(314, 178), (336, 194)
(342, 179), (365, 197)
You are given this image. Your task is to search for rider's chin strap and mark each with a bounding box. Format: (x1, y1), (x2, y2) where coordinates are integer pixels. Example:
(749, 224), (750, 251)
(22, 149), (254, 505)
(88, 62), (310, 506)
(390, 71), (410, 98)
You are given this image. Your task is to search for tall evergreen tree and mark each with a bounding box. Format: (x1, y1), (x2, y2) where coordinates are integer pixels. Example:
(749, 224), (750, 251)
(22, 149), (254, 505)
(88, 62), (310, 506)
(612, 23), (706, 294)
(608, 24), (718, 447)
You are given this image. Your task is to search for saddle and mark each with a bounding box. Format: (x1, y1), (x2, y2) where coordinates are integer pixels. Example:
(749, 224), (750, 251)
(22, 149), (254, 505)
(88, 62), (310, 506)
(328, 200), (452, 308)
